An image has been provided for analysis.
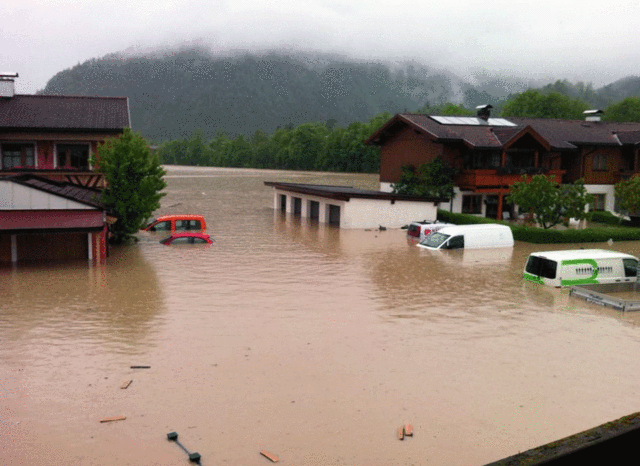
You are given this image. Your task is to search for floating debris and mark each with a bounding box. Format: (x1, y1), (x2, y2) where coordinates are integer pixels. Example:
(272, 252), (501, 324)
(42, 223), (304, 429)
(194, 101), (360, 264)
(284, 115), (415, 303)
(100, 416), (126, 423)
(260, 450), (279, 462)
(167, 432), (201, 463)
(404, 424), (413, 436)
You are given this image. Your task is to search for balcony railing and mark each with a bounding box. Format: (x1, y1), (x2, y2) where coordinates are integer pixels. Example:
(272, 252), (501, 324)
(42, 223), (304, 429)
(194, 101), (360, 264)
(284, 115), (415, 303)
(0, 167), (105, 188)
(457, 168), (566, 189)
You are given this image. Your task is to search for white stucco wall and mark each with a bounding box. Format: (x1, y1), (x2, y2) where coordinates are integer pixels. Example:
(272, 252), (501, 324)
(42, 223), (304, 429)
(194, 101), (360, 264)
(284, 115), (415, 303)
(0, 180), (93, 210)
(272, 188), (439, 229)
(379, 182), (393, 193)
(341, 198), (439, 229)
(585, 184), (616, 212)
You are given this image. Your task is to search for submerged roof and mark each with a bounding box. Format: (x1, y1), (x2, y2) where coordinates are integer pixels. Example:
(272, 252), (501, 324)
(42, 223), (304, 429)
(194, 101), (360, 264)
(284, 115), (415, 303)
(530, 249), (638, 260)
(264, 181), (448, 202)
(0, 94), (130, 131)
(366, 113), (640, 150)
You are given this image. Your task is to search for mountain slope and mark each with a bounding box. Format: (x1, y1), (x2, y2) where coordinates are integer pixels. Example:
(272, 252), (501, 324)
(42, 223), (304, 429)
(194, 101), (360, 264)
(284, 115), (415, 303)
(41, 48), (473, 141)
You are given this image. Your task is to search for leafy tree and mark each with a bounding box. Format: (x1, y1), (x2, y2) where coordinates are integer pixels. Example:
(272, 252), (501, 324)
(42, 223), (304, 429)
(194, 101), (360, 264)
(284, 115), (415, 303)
(392, 157), (456, 199)
(604, 97), (640, 123)
(501, 90), (589, 120)
(614, 174), (640, 217)
(94, 128), (167, 244)
(507, 175), (593, 229)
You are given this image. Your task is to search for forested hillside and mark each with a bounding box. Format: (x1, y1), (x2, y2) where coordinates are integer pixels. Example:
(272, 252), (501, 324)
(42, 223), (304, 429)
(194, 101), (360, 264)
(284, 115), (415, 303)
(41, 48), (528, 142)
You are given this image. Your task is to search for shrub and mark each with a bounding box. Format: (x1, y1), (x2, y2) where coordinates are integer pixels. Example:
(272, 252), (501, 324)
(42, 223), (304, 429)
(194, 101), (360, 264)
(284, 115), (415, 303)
(437, 209), (640, 244)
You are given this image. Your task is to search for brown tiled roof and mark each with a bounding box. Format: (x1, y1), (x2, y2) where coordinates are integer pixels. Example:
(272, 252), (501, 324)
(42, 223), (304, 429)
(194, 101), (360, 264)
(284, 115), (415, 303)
(507, 117), (636, 149)
(0, 94), (130, 131)
(367, 113), (640, 151)
(609, 130), (640, 146)
(2, 174), (103, 208)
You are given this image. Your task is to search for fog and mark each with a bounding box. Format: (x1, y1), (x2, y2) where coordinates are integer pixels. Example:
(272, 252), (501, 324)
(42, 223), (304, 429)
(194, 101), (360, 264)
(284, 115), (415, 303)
(3, 0), (640, 94)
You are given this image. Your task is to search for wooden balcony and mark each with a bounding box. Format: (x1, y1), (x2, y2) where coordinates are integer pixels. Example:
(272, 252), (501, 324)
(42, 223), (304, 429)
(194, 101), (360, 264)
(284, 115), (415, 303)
(614, 171), (640, 183)
(456, 169), (565, 190)
(0, 168), (105, 188)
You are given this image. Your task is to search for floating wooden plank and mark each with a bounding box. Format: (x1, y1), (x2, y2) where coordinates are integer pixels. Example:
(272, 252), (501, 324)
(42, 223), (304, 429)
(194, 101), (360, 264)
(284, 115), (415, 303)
(120, 379), (133, 389)
(260, 450), (279, 462)
(130, 365), (150, 369)
(100, 416), (126, 423)
(397, 427), (404, 440)
(404, 424), (413, 436)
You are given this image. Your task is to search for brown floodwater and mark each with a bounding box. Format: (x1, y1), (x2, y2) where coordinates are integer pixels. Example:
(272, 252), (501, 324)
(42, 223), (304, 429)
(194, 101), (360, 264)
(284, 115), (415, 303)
(3, 166), (640, 466)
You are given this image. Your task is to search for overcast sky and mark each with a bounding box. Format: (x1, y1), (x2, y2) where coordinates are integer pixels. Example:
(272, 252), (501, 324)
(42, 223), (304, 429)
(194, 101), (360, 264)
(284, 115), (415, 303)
(4, 0), (640, 94)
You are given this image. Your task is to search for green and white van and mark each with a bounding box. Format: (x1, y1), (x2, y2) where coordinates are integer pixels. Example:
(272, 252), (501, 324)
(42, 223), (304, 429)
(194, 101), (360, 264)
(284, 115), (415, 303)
(523, 249), (639, 287)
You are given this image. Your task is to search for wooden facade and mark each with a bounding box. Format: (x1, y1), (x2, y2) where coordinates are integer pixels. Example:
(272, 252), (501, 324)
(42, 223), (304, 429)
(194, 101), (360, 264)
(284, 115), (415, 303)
(367, 112), (640, 219)
(0, 81), (130, 265)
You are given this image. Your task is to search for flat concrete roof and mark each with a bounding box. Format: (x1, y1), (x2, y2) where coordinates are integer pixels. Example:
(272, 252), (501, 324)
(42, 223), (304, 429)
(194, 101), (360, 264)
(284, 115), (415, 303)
(264, 182), (448, 203)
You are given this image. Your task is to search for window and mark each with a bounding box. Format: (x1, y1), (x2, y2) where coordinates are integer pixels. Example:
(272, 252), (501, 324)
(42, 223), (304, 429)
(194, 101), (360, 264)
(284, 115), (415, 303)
(464, 150), (501, 169)
(506, 149), (535, 169)
(446, 235), (464, 250)
(421, 232), (449, 249)
(176, 220), (201, 230)
(623, 259), (638, 277)
(590, 194), (606, 211)
(57, 144), (89, 169)
(525, 256), (557, 279)
(170, 237), (192, 244)
(151, 221), (171, 231)
(462, 195), (482, 214)
(592, 154), (607, 171)
(2, 143), (35, 169)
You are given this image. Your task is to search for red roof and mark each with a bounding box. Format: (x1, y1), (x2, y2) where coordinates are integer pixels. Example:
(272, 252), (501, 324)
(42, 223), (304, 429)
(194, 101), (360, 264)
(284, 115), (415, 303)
(0, 94), (130, 131)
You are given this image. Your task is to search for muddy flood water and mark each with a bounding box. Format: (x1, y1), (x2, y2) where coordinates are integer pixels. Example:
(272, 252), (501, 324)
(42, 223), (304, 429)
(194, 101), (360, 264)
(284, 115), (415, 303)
(3, 166), (640, 466)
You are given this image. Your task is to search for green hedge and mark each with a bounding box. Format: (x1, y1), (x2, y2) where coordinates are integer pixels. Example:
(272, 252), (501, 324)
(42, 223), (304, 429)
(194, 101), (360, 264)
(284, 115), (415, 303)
(436, 209), (640, 244)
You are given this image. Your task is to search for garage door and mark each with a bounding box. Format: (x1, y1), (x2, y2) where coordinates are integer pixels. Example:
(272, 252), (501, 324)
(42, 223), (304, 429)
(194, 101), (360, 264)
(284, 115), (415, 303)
(17, 232), (87, 262)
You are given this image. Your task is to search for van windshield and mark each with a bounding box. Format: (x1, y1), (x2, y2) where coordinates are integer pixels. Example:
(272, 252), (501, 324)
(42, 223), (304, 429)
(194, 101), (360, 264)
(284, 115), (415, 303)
(420, 232), (449, 249)
(525, 256), (557, 279)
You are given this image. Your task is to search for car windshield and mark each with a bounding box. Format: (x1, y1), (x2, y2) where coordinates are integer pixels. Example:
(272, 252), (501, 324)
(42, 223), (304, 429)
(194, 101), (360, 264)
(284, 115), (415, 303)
(420, 232), (449, 249)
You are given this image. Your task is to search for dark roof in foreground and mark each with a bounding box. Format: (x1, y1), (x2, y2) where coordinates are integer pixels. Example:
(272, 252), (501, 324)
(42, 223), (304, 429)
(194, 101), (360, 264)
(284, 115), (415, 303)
(1, 174), (104, 208)
(366, 113), (640, 150)
(264, 181), (448, 203)
(0, 94), (130, 131)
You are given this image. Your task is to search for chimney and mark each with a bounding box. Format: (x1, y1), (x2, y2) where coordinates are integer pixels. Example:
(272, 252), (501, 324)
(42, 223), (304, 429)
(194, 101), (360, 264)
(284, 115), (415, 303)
(476, 104), (493, 121)
(0, 72), (19, 98)
(584, 109), (603, 122)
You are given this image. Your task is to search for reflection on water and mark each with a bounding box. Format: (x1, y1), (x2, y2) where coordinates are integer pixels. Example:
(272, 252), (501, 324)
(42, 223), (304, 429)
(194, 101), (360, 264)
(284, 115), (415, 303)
(3, 166), (640, 466)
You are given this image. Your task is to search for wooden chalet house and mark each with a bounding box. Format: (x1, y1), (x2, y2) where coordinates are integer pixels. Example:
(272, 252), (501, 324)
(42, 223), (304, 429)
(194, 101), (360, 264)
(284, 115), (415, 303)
(366, 106), (640, 220)
(0, 73), (131, 265)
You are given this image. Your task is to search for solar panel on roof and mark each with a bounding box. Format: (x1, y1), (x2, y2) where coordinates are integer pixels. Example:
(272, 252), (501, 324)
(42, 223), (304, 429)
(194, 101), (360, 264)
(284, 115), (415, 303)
(431, 116), (516, 127)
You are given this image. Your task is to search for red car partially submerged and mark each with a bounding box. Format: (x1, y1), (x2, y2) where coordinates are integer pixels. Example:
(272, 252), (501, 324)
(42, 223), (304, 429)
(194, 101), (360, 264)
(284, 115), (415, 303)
(159, 232), (213, 245)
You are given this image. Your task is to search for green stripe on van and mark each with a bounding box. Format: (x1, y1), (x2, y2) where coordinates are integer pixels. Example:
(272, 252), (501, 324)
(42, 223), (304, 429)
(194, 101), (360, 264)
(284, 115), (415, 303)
(560, 258), (599, 286)
(523, 272), (543, 284)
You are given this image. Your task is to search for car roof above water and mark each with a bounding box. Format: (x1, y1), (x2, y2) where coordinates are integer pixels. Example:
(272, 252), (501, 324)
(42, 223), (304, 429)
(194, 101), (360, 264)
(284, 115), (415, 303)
(529, 249), (638, 261)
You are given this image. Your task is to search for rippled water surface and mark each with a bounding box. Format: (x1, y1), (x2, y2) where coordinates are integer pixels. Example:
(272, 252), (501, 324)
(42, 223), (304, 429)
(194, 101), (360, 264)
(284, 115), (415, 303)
(3, 166), (640, 465)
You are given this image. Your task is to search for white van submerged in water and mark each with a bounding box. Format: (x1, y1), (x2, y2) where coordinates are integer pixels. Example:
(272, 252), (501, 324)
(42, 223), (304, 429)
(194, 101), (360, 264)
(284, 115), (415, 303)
(416, 224), (514, 250)
(523, 249), (639, 287)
